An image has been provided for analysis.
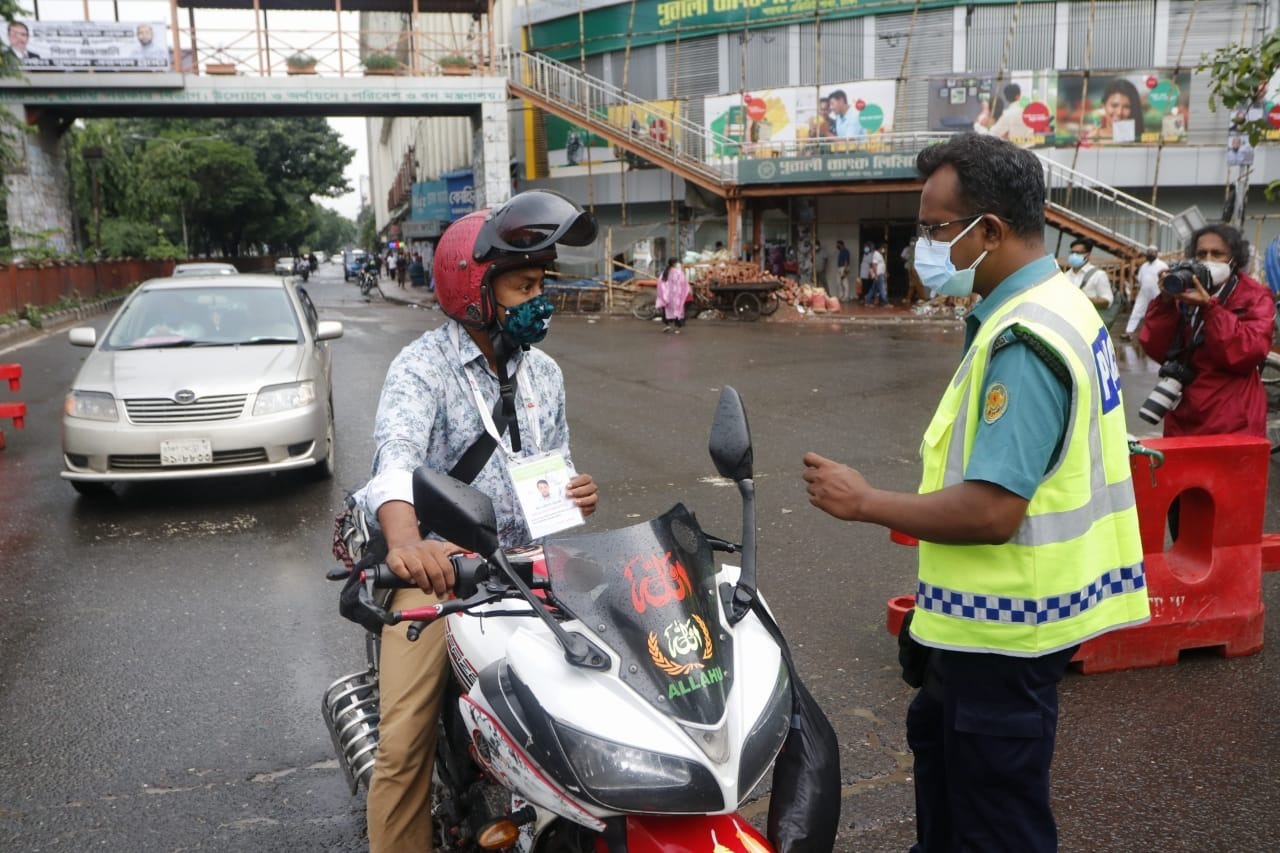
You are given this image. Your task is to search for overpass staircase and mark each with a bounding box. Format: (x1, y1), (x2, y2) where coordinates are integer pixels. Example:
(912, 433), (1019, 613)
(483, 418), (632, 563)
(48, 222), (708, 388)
(503, 48), (1185, 260)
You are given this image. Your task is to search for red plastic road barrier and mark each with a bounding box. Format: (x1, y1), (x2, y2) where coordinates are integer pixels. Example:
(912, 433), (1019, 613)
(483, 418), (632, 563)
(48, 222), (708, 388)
(0, 364), (26, 450)
(885, 435), (1279, 675)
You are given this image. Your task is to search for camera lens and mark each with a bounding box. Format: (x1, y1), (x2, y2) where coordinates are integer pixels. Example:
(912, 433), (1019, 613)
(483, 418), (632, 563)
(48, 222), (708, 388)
(1162, 269), (1191, 294)
(1138, 377), (1183, 425)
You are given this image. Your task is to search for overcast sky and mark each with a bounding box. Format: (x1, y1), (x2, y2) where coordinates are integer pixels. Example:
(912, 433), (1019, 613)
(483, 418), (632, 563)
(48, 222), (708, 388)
(325, 117), (368, 221)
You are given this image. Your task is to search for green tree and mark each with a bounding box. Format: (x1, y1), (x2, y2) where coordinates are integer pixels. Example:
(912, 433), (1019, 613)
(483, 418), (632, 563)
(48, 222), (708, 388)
(308, 204), (357, 251)
(1199, 27), (1280, 197)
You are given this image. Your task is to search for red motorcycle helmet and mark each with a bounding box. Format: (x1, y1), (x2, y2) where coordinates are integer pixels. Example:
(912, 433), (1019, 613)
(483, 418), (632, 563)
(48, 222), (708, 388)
(433, 189), (598, 329)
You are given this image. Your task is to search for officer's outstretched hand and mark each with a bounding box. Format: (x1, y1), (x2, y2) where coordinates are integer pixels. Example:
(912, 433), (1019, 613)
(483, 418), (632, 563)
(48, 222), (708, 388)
(802, 452), (874, 522)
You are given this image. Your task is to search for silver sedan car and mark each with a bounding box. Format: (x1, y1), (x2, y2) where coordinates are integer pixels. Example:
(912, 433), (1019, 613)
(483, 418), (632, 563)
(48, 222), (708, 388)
(61, 274), (342, 496)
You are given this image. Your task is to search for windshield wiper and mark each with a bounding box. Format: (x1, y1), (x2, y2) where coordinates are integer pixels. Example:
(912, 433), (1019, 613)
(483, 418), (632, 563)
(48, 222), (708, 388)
(237, 337), (300, 345)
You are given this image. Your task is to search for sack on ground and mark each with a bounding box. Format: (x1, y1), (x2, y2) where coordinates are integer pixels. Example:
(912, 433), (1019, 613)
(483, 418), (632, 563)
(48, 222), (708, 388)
(766, 673), (842, 853)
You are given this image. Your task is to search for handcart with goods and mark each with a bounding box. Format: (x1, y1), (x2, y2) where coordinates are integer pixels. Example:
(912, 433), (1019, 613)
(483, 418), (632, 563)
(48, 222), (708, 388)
(630, 261), (787, 322)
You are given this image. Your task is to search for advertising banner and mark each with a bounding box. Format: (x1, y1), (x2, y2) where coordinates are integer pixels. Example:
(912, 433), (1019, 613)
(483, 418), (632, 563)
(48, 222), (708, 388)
(544, 100), (682, 176)
(927, 71), (1058, 148)
(4, 20), (172, 71)
(411, 180), (450, 222)
(443, 169), (475, 220)
(705, 80), (895, 157)
(1055, 70), (1191, 145)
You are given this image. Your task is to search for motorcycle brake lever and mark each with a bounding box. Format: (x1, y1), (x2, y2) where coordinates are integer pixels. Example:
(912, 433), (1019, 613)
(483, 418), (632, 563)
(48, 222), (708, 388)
(704, 534), (741, 554)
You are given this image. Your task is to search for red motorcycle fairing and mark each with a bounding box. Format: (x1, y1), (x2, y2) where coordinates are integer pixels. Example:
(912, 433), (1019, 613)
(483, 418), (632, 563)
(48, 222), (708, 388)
(593, 814), (774, 852)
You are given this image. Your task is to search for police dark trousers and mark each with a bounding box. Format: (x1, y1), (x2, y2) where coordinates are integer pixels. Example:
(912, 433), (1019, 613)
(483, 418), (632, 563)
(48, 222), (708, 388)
(906, 644), (1078, 853)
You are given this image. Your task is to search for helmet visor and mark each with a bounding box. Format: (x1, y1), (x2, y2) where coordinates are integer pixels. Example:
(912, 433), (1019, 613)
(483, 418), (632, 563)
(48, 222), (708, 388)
(473, 190), (598, 261)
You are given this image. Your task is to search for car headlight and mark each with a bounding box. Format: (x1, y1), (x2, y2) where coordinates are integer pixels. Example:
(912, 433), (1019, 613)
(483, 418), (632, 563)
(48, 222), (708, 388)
(253, 381), (315, 416)
(550, 719), (723, 813)
(65, 390), (118, 421)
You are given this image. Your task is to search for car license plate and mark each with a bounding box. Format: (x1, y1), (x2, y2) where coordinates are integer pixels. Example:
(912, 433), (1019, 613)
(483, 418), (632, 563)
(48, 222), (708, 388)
(160, 438), (213, 466)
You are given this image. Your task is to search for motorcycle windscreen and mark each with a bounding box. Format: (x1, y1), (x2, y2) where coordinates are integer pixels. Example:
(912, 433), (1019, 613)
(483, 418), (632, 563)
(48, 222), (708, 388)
(542, 504), (733, 726)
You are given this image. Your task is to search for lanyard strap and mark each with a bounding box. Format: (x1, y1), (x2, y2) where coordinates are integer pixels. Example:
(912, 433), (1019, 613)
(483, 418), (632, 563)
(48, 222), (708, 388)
(451, 324), (542, 459)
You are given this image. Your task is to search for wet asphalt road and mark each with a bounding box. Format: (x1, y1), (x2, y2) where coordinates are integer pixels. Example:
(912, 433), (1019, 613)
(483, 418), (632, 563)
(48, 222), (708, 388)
(1, 263), (1278, 851)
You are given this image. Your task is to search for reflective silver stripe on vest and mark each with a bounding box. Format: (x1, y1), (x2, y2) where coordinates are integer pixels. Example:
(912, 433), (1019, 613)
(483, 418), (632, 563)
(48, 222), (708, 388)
(916, 562), (1146, 625)
(942, 293), (1129, 547)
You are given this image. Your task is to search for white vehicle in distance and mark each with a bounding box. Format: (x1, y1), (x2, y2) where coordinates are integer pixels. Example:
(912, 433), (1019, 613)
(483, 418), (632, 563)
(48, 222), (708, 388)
(172, 262), (238, 277)
(61, 274), (342, 496)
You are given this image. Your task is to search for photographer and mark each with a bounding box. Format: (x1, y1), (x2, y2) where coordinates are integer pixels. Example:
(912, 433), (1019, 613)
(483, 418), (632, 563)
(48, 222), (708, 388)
(1138, 223), (1274, 440)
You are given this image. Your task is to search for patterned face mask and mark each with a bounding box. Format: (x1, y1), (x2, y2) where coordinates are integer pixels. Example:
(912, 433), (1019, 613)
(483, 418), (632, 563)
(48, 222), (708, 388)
(498, 294), (555, 346)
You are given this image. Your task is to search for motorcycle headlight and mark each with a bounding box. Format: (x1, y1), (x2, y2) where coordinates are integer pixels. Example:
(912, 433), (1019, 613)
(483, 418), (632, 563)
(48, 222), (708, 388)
(737, 660), (793, 797)
(550, 719), (723, 813)
(65, 390), (118, 422)
(253, 380), (315, 416)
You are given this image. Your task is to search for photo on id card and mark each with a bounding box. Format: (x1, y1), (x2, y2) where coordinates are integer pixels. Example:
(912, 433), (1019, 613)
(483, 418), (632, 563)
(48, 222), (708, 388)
(510, 451), (584, 539)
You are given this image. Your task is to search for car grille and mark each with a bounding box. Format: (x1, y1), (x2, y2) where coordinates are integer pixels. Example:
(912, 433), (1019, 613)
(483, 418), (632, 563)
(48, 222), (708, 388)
(125, 395), (247, 424)
(107, 448), (269, 470)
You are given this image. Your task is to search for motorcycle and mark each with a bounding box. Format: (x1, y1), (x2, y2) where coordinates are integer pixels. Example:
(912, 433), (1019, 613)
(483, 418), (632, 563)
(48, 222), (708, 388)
(358, 265), (380, 298)
(323, 387), (792, 851)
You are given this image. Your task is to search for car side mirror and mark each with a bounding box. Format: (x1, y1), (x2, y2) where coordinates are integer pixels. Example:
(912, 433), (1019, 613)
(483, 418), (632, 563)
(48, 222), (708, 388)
(709, 385), (753, 482)
(68, 327), (97, 347)
(412, 466), (500, 557)
(315, 320), (343, 341)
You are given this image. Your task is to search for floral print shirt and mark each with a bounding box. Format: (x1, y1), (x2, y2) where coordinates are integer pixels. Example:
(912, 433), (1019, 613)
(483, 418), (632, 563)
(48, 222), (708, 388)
(355, 321), (573, 548)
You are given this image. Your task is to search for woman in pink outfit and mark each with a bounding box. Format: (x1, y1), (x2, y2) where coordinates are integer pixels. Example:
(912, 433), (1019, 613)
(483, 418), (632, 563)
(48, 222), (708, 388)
(655, 257), (691, 334)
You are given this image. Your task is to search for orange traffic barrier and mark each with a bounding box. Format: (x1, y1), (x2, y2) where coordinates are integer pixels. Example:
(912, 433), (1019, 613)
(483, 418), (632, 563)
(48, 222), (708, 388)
(0, 364), (26, 450)
(886, 435), (1279, 674)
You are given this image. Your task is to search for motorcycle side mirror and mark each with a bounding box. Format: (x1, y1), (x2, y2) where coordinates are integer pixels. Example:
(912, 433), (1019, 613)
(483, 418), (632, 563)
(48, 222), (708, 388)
(412, 466), (500, 558)
(709, 386), (753, 482)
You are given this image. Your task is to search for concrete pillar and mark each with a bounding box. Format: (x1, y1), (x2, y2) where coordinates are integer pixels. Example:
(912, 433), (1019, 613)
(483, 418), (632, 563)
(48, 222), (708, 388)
(471, 100), (510, 210)
(3, 112), (75, 256)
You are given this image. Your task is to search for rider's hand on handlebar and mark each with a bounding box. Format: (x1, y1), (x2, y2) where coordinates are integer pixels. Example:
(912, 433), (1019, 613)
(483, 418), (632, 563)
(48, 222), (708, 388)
(566, 473), (599, 518)
(386, 539), (462, 597)
(377, 499), (461, 595)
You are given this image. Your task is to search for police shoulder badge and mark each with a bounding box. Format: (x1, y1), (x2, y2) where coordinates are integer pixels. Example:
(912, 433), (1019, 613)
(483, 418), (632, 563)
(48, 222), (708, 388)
(983, 382), (1009, 424)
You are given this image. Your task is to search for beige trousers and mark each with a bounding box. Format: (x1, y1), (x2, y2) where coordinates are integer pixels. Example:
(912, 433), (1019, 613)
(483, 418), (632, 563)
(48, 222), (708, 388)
(367, 587), (451, 853)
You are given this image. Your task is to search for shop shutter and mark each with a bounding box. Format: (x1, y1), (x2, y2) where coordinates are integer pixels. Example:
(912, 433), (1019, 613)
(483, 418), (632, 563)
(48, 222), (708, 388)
(1067, 0), (1156, 69)
(799, 17), (865, 85)
(1169, 0), (1251, 145)
(665, 35), (720, 98)
(725, 25), (790, 91)
(610, 45), (659, 100)
(876, 10), (954, 131)
(965, 3), (1056, 72)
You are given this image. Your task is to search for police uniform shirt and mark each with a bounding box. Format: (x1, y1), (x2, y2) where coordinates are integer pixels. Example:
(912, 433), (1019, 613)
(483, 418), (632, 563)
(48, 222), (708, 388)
(961, 255), (1072, 501)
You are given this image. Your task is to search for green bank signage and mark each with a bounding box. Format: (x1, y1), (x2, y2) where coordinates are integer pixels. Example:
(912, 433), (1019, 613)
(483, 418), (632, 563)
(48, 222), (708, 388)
(531, 0), (1054, 58)
(737, 151), (919, 183)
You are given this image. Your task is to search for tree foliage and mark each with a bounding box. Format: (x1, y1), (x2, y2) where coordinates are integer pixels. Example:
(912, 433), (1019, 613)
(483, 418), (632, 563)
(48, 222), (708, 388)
(68, 117), (356, 258)
(1199, 27), (1280, 147)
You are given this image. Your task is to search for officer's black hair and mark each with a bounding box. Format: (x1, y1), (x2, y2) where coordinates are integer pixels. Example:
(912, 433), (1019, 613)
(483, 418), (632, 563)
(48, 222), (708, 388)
(915, 133), (1045, 240)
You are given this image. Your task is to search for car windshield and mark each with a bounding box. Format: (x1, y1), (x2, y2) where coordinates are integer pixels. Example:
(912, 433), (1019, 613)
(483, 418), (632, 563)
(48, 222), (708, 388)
(103, 286), (302, 349)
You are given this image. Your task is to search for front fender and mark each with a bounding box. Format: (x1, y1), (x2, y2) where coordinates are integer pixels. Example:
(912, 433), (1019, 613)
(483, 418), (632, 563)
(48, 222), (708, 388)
(596, 814), (773, 853)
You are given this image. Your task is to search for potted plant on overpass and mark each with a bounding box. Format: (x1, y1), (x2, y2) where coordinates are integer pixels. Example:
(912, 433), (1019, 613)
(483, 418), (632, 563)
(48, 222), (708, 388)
(286, 52), (318, 75)
(362, 53), (400, 76)
(438, 53), (475, 76)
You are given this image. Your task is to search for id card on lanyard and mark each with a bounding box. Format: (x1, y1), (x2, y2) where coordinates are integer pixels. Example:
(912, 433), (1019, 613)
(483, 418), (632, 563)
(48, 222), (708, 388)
(451, 325), (581, 538)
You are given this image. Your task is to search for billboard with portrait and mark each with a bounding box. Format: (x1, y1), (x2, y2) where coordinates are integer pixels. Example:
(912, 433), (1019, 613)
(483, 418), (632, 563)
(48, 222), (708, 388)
(3, 20), (172, 71)
(1055, 71), (1191, 145)
(544, 100), (681, 176)
(705, 81), (895, 158)
(927, 72), (1058, 148)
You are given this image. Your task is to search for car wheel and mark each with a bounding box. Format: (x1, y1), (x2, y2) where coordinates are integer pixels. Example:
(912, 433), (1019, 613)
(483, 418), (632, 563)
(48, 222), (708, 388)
(310, 402), (336, 480)
(70, 480), (114, 498)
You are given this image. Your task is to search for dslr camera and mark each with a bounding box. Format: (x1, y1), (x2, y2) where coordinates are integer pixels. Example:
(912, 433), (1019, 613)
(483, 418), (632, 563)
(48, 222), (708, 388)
(1138, 360), (1197, 425)
(1162, 260), (1211, 295)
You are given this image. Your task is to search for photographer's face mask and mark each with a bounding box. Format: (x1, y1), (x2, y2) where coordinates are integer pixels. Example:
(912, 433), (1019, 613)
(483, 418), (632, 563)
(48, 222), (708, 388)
(1202, 261), (1232, 289)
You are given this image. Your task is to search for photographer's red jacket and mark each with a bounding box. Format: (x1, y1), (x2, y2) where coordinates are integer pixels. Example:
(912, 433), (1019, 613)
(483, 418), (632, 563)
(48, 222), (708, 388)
(1138, 271), (1275, 438)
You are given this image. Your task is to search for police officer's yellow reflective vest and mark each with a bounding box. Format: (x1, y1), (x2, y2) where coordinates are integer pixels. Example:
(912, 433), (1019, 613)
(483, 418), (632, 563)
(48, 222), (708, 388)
(911, 273), (1150, 656)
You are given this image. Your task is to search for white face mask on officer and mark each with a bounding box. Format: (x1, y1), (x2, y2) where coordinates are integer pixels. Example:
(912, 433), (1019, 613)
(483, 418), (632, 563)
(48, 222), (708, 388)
(912, 216), (989, 298)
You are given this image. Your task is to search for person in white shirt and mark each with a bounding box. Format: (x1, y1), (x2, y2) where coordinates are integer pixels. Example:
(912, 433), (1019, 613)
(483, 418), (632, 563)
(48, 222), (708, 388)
(1120, 244), (1168, 341)
(1064, 238), (1113, 310)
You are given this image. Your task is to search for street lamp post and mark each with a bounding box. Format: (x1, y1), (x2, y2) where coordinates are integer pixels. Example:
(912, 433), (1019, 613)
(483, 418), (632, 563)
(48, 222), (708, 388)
(82, 145), (104, 255)
(127, 134), (221, 258)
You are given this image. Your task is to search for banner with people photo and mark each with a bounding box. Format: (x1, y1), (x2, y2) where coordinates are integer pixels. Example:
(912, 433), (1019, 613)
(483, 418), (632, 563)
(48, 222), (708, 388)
(1055, 70), (1191, 145)
(705, 80), (895, 158)
(3, 20), (172, 71)
(927, 72), (1058, 148)
(543, 99), (681, 176)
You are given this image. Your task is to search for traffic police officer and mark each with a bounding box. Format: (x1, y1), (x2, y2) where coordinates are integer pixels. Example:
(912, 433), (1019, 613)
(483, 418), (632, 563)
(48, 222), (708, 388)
(802, 133), (1149, 851)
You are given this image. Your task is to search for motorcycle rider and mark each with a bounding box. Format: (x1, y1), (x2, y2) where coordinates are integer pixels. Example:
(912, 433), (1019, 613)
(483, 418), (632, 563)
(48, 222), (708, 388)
(353, 189), (601, 852)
